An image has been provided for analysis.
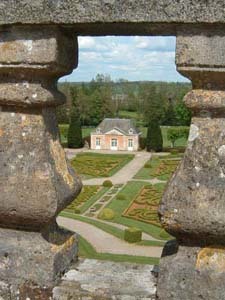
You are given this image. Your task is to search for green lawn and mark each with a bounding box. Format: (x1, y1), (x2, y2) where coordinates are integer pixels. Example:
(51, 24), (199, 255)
(134, 154), (182, 181)
(140, 126), (189, 148)
(60, 211), (165, 247)
(104, 181), (171, 240)
(79, 235), (159, 265)
(71, 152), (134, 178)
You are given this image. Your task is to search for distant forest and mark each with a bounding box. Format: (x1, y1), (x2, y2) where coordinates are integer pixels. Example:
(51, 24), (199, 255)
(57, 74), (192, 127)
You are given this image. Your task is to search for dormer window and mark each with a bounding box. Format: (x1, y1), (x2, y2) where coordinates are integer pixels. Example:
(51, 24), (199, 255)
(97, 128), (101, 134)
(129, 128), (133, 134)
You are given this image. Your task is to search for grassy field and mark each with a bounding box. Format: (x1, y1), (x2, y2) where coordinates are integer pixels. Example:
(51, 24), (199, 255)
(104, 181), (171, 240)
(79, 235), (160, 265)
(140, 126), (189, 148)
(61, 211), (165, 247)
(71, 152), (134, 178)
(134, 155), (181, 181)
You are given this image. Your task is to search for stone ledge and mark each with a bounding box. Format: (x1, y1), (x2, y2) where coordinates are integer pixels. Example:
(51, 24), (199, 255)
(53, 259), (158, 299)
(0, 1), (225, 35)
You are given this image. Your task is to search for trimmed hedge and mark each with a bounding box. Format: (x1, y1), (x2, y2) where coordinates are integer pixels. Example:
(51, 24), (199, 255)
(103, 180), (113, 187)
(159, 229), (171, 239)
(116, 194), (127, 201)
(124, 227), (142, 243)
(98, 208), (115, 220)
(144, 162), (152, 168)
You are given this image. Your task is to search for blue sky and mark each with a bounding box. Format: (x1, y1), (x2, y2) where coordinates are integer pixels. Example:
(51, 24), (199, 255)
(61, 36), (189, 82)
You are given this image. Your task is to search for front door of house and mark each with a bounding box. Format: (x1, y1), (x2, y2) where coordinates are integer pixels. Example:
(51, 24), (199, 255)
(128, 139), (133, 151)
(111, 138), (118, 150)
(96, 137), (101, 150)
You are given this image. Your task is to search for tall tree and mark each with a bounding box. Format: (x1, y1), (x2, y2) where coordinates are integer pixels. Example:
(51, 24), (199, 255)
(175, 102), (192, 126)
(146, 119), (163, 152)
(163, 98), (177, 125)
(67, 107), (83, 149)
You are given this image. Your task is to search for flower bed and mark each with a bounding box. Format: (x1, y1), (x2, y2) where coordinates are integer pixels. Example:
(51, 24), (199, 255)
(71, 153), (134, 177)
(123, 185), (164, 226)
(65, 185), (101, 213)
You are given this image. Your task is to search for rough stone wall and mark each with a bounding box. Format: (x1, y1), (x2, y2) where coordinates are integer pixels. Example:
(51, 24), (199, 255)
(1, 1), (225, 36)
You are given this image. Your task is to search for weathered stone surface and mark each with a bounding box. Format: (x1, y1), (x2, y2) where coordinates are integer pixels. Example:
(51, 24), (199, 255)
(157, 242), (225, 300)
(53, 259), (157, 300)
(157, 29), (225, 299)
(0, 25), (81, 299)
(0, 107), (81, 230)
(160, 116), (225, 244)
(0, 224), (78, 289)
(0, 26), (81, 231)
(0, 1), (225, 35)
(176, 28), (225, 88)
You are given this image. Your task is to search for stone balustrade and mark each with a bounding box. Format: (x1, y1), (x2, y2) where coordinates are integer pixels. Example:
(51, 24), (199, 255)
(0, 1), (225, 299)
(0, 25), (82, 299)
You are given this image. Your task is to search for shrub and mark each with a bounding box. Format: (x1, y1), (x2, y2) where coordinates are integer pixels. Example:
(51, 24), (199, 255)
(116, 194), (127, 201)
(144, 162), (152, 168)
(102, 180), (113, 187)
(74, 208), (81, 214)
(124, 227), (142, 243)
(159, 229), (171, 239)
(170, 149), (179, 155)
(98, 208), (115, 220)
(146, 120), (163, 152)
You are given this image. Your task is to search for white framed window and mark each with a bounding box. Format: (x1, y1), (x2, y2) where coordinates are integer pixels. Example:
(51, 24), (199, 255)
(96, 138), (101, 146)
(111, 139), (117, 147)
(128, 139), (133, 147)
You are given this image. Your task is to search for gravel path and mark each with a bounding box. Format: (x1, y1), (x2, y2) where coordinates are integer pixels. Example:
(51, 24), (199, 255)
(85, 217), (163, 242)
(82, 152), (151, 185)
(58, 216), (163, 258)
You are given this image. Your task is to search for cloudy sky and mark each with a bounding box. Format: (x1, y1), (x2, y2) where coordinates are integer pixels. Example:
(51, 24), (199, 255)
(61, 36), (189, 82)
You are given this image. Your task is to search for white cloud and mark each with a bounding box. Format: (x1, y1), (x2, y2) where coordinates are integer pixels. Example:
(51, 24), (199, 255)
(79, 37), (96, 49)
(61, 36), (189, 82)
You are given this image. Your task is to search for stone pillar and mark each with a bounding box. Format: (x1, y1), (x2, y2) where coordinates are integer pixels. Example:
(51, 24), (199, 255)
(0, 26), (82, 299)
(157, 28), (225, 300)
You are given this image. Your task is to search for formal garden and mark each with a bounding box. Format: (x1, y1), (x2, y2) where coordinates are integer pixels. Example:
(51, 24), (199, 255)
(61, 151), (183, 265)
(70, 152), (134, 179)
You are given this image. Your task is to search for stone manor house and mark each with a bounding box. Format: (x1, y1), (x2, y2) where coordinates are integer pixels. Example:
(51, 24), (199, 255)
(91, 118), (141, 151)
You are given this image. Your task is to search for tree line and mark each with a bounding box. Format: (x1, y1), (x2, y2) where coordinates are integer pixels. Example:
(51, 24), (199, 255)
(57, 74), (192, 150)
(57, 74), (192, 127)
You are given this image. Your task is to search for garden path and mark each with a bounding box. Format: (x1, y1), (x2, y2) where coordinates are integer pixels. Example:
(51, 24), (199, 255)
(58, 216), (163, 258)
(84, 184), (124, 217)
(82, 152), (152, 185)
(85, 216), (163, 242)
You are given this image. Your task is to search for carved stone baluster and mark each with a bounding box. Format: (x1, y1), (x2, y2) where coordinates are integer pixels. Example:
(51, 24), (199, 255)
(157, 27), (225, 300)
(0, 25), (82, 298)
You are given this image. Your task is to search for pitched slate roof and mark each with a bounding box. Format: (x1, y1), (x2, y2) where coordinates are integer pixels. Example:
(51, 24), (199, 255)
(94, 118), (140, 135)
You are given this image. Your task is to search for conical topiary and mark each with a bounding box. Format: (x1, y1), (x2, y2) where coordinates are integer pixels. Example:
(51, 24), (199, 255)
(67, 107), (83, 148)
(146, 119), (163, 152)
